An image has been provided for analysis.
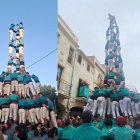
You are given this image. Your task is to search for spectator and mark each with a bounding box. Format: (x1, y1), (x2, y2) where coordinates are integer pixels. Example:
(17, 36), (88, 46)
(69, 110), (102, 140)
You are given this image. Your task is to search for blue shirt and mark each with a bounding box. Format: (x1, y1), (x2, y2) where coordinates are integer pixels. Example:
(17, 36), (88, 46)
(32, 75), (40, 83)
(24, 75), (32, 84)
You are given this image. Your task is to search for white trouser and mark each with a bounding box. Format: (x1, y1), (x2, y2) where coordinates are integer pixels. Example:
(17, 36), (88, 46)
(108, 59), (114, 67)
(9, 30), (13, 40)
(92, 100), (97, 117)
(103, 99), (107, 119)
(25, 84), (30, 97)
(8, 47), (12, 55)
(26, 110), (31, 123)
(123, 97), (132, 116)
(36, 82), (41, 94)
(119, 99), (124, 114)
(4, 84), (11, 95)
(41, 106), (49, 120)
(97, 96), (106, 117)
(18, 84), (25, 97)
(29, 108), (38, 124)
(0, 82), (3, 94)
(19, 29), (24, 39)
(107, 98), (111, 115)
(108, 43), (114, 52)
(84, 99), (94, 111)
(19, 109), (26, 123)
(1, 108), (9, 123)
(50, 111), (58, 128)
(10, 103), (18, 121)
(19, 46), (24, 55)
(11, 80), (18, 93)
(0, 109), (2, 121)
(35, 107), (41, 120)
(117, 81), (125, 91)
(16, 53), (19, 59)
(112, 101), (120, 119)
(131, 101), (137, 118)
(119, 63), (123, 70)
(105, 49), (108, 57)
(135, 102), (140, 115)
(28, 82), (36, 95)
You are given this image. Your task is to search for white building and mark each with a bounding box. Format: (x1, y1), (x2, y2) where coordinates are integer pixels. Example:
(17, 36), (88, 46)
(58, 15), (105, 118)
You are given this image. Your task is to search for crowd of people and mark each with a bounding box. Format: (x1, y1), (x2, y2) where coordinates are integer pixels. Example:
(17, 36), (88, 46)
(84, 85), (140, 119)
(57, 110), (140, 140)
(0, 121), (58, 140)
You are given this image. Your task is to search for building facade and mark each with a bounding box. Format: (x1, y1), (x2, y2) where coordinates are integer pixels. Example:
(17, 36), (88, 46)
(58, 15), (105, 118)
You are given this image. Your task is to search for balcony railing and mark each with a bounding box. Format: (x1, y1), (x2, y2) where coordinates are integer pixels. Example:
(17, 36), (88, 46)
(58, 79), (72, 96)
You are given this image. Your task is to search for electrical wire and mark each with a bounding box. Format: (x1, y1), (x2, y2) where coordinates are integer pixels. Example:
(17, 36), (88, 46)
(26, 48), (57, 69)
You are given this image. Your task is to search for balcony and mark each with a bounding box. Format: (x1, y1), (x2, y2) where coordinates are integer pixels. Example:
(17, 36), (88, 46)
(78, 85), (90, 98)
(58, 79), (72, 98)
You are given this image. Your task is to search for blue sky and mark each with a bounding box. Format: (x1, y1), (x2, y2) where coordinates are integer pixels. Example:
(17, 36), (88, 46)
(0, 0), (57, 88)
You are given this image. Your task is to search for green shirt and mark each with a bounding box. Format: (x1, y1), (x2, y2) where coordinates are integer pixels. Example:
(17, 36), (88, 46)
(4, 73), (11, 82)
(102, 126), (112, 137)
(119, 88), (130, 98)
(58, 127), (64, 139)
(107, 71), (116, 79)
(69, 123), (102, 140)
(98, 88), (107, 96)
(9, 94), (19, 102)
(11, 72), (18, 80)
(107, 53), (114, 60)
(110, 90), (119, 101)
(17, 73), (25, 83)
(108, 126), (136, 140)
(47, 100), (54, 109)
(92, 89), (99, 99)
(62, 125), (75, 140)
(92, 120), (104, 130)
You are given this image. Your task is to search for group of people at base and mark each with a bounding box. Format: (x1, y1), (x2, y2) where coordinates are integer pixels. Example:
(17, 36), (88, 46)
(0, 121), (58, 140)
(0, 91), (58, 129)
(57, 110), (140, 140)
(0, 68), (41, 98)
(84, 85), (140, 120)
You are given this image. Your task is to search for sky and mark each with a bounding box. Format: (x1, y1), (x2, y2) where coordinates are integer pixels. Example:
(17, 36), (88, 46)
(0, 0), (57, 88)
(59, 0), (140, 92)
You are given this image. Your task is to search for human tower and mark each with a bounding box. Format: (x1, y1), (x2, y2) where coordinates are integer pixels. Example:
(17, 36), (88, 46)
(84, 14), (140, 119)
(0, 23), (57, 128)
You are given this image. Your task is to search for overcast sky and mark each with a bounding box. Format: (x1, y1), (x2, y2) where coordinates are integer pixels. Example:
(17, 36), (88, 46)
(59, 0), (140, 92)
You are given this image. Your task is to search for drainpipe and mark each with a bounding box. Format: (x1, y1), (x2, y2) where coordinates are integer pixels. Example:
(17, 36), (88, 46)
(66, 46), (78, 115)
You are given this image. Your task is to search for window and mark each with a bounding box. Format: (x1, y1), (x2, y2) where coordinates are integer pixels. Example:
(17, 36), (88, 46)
(68, 47), (74, 64)
(57, 65), (63, 88)
(87, 64), (90, 72)
(77, 55), (82, 64)
(58, 33), (60, 44)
